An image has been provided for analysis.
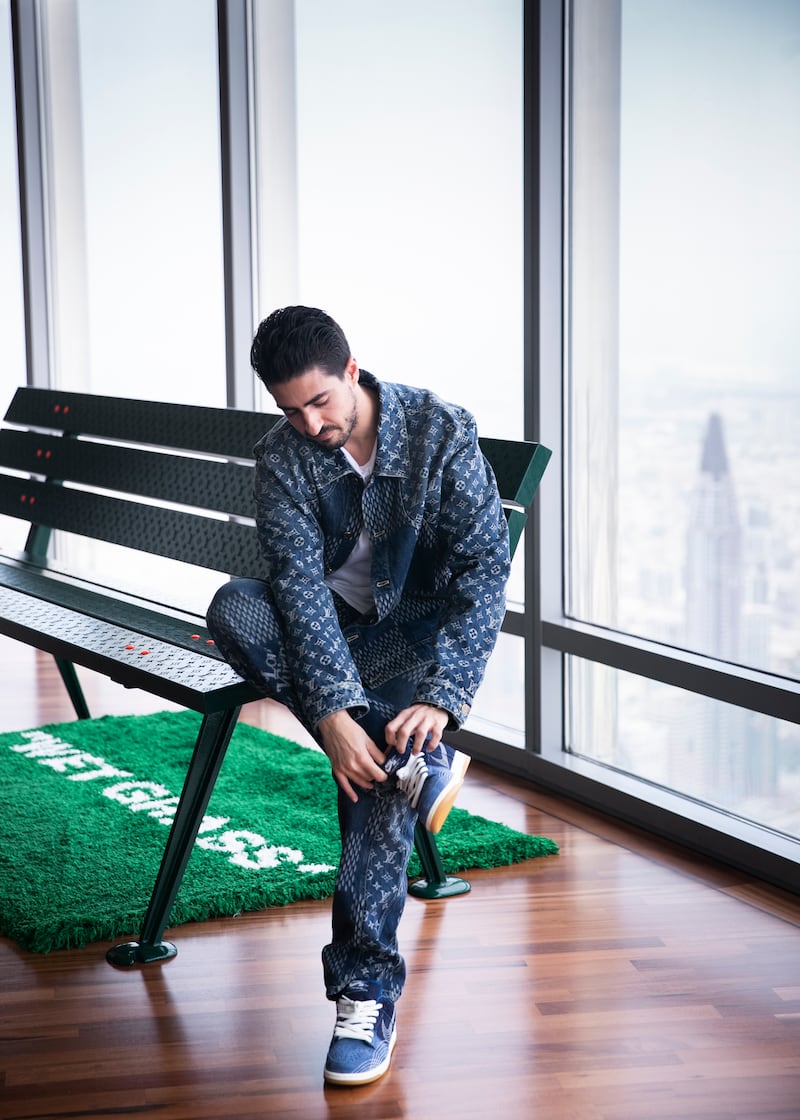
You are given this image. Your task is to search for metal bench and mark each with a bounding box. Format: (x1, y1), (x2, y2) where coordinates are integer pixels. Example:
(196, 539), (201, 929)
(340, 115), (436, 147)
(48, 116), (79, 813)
(0, 386), (550, 966)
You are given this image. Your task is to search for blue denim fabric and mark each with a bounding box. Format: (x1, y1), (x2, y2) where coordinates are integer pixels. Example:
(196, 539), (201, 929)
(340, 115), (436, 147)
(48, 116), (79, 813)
(250, 371), (511, 731)
(207, 577), (435, 1001)
(206, 373), (511, 1002)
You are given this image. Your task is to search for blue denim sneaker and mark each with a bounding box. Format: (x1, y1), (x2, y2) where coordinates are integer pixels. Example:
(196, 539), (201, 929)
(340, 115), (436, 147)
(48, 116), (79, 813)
(395, 742), (471, 834)
(324, 980), (397, 1086)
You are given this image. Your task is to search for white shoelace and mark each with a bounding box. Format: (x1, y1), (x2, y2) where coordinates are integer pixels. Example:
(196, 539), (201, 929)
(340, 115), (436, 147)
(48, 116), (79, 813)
(333, 996), (382, 1042)
(395, 752), (429, 809)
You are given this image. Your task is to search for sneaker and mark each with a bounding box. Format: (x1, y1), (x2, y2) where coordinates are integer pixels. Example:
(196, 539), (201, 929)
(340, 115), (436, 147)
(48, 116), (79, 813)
(324, 980), (397, 1086)
(395, 743), (470, 834)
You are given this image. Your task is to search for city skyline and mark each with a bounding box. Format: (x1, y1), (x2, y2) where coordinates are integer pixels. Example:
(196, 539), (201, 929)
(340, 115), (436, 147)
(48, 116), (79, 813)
(613, 401), (799, 834)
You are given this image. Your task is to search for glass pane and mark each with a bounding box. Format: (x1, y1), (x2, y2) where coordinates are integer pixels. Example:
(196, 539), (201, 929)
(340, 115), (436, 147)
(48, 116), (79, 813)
(33, 0), (227, 605)
(42, 0), (225, 404)
(567, 0), (800, 679)
(253, 0), (526, 744)
(254, 0), (524, 441)
(568, 656), (800, 843)
(465, 631), (525, 748)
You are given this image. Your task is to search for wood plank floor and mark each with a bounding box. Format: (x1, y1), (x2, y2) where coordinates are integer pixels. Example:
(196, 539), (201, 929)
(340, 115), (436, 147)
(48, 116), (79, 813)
(1, 639), (799, 1120)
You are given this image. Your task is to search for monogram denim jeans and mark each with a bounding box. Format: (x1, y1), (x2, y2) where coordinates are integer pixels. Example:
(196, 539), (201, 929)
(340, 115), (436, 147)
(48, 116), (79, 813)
(207, 576), (445, 1003)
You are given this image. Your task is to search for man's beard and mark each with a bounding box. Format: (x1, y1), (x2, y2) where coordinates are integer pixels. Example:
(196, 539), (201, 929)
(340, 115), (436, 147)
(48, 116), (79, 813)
(314, 392), (357, 452)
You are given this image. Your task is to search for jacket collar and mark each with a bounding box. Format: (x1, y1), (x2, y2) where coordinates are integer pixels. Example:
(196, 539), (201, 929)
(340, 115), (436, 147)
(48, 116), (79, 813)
(360, 370), (408, 479)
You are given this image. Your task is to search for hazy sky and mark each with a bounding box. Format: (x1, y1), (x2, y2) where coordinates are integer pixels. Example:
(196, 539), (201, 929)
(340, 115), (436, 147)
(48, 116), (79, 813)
(3, 0), (798, 403)
(619, 0), (800, 388)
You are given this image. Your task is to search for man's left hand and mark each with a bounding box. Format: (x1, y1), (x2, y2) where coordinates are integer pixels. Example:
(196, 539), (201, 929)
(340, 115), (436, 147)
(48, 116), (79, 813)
(384, 703), (449, 756)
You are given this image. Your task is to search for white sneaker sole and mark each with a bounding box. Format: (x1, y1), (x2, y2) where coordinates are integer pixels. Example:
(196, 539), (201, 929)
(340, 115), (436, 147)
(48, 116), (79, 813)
(423, 750), (471, 834)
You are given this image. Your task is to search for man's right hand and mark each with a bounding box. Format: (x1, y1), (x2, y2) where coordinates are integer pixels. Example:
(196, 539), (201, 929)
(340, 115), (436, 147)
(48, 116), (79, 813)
(316, 709), (388, 803)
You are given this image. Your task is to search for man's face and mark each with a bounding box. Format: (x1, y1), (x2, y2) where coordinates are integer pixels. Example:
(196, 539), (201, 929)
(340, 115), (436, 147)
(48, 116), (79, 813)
(270, 362), (358, 452)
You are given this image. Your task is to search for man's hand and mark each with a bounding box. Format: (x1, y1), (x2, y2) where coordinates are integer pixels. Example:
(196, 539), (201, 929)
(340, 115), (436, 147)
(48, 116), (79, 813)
(317, 709), (388, 804)
(384, 703), (449, 756)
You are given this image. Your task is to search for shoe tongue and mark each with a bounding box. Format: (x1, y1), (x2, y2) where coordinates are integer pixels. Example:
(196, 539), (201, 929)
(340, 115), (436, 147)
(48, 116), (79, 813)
(344, 979), (382, 1002)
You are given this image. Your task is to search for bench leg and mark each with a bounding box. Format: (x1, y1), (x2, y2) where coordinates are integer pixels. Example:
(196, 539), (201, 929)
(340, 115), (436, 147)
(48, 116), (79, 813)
(54, 657), (91, 720)
(106, 705), (242, 967)
(408, 822), (471, 899)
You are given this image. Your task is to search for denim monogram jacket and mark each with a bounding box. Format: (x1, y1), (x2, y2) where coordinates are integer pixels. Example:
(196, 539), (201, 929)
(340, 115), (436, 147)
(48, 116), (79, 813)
(252, 370), (510, 732)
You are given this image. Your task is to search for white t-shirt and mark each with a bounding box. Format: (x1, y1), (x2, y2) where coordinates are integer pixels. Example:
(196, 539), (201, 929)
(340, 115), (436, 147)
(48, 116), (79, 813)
(324, 441), (377, 614)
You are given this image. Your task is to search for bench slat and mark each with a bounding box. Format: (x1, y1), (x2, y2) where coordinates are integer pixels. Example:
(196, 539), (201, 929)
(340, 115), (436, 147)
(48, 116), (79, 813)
(5, 387), (275, 459)
(0, 475), (266, 578)
(0, 429), (255, 516)
(5, 388), (550, 509)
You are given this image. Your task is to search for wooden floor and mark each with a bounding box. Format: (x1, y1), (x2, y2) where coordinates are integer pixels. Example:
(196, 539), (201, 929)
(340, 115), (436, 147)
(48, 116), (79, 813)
(1, 640), (799, 1120)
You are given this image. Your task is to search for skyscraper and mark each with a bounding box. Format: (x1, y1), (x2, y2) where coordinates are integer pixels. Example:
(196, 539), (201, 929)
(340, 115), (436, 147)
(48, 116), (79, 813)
(684, 412), (741, 662)
(673, 412), (744, 799)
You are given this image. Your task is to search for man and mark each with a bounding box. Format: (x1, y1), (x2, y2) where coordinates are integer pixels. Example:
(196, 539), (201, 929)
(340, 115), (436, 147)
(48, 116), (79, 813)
(207, 306), (510, 1086)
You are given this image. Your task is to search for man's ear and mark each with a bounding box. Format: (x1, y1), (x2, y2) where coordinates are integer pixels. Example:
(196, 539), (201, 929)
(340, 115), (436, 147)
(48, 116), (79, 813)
(344, 356), (359, 384)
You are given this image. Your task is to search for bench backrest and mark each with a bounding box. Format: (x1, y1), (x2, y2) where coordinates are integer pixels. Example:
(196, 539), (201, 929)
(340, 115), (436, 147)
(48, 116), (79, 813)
(0, 387), (550, 573)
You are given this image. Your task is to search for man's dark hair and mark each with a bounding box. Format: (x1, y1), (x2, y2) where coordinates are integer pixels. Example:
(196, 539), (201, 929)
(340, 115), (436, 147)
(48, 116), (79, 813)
(250, 306), (351, 388)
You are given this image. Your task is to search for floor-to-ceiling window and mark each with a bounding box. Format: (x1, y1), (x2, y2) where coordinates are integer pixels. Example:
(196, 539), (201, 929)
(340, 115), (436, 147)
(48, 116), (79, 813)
(35, 0), (226, 403)
(12, 0), (228, 610)
(540, 0), (799, 888)
(10, 0), (798, 889)
(15, 0), (226, 400)
(252, 0), (528, 749)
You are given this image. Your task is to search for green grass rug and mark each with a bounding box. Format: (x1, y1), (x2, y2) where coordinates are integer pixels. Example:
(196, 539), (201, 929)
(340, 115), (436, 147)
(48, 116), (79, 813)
(0, 710), (558, 954)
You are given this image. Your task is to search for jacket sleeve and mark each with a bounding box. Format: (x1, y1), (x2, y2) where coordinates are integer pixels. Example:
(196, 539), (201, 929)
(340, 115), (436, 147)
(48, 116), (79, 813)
(412, 416), (511, 728)
(253, 452), (368, 730)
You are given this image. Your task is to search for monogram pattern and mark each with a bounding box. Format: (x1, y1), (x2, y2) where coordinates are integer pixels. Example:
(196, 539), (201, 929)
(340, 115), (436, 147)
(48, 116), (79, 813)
(250, 371), (510, 732)
(323, 778), (417, 1002)
(206, 371), (511, 1001)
